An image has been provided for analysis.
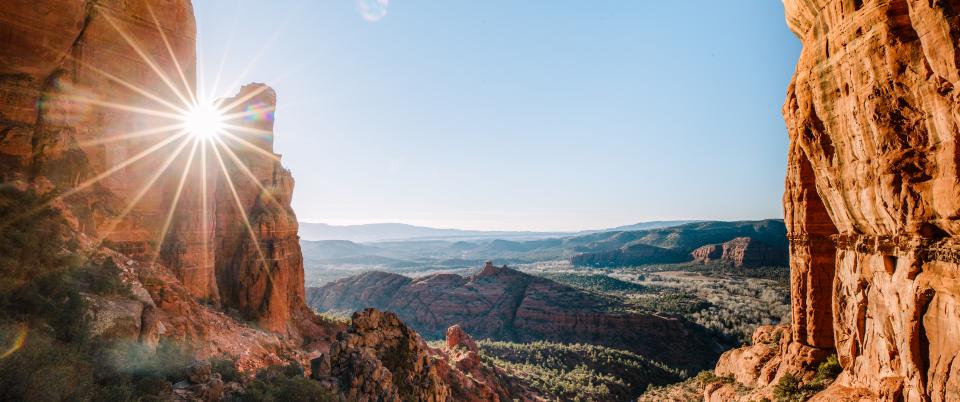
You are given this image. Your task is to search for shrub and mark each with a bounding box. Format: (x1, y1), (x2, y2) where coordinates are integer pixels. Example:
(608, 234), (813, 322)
(772, 373), (825, 402)
(94, 383), (138, 402)
(212, 357), (243, 383)
(0, 325), (97, 402)
(234, 364), (334, 402)
(773, 374), (802, 401)
(479, 339), (683, 401)
(815, 354), (841, 382)
(77, 257), (130, 296)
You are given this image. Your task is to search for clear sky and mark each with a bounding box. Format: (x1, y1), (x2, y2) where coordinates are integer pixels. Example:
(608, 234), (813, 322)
(193, 1), (802, 232)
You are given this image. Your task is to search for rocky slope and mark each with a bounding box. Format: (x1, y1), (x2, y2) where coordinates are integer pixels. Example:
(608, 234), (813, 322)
(309, 262), (720, 371)
(310, 309), (524, 402)
(698, 1), (960, 401)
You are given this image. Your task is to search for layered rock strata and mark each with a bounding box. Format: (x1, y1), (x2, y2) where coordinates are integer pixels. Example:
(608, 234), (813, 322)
(691, 236), (790, 267)
(712, 1), (960, 400)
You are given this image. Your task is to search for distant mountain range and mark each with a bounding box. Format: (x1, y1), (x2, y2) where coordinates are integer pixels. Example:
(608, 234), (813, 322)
(299, 219), (788, 286)
(297, 220), (700, 242)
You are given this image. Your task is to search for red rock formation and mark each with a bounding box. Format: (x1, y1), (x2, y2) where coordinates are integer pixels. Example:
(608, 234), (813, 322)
(691, 243), (724, 263)
(438, 323), (517, 402)
(0, 0), (318, 337)
(0, 0), (197, 240)
(706, 325), (831, 401)
(207, 83), (311, 335)
(309, 265), (720, 371)
(445, 324), (478, 354)
(785, 1), (960, 399)
(711, 1), (960, 401)
(312, 309), (518, 402)
(691, 237), (789, 267)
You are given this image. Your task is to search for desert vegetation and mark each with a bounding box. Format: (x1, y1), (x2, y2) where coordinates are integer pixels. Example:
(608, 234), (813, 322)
(233, 363), (334, 402)
(528, 262), (790, 345)
(637, 354), (841, 402)
(0, 189), (182, 400)
(638, 370), (741, 402)
(770, 354), (841, 402)
(0, 188), (332, 402)
(476, 339), (683, 401)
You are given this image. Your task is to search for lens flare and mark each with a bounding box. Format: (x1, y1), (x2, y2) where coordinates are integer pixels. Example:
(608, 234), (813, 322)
(184, 101), (225, 140)
(0, 324), (27, 360)
(242, 101), (275, 123)
(0, 2), (289, 293)
(357, 0), (389, 22)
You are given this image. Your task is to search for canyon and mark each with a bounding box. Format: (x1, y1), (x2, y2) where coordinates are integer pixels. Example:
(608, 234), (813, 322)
(298, 219), (791, 285)
(309, 262), (721, 371)
(2, 0), (959, 401)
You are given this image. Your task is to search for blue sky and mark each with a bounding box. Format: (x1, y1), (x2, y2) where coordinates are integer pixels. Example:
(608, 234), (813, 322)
(194, 1), (801, 231)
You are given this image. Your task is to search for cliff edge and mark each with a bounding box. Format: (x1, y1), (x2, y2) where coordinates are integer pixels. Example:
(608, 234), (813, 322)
(701, 1), (960, 401)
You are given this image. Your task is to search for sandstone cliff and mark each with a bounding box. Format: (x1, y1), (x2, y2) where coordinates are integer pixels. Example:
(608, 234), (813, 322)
(0, 2), (527, 400)
(309, 263), (720, 371)
(691, 237), (789, 267)
(0, 0), (317, 338)
(702, 1), (960, 401)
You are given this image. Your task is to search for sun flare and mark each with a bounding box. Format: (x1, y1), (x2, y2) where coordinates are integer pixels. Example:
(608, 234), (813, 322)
(183, 101), (225, 140)
(0, 1), (289, 293)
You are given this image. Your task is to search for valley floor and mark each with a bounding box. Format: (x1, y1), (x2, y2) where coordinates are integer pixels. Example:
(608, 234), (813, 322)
(308, 260), (791, 401)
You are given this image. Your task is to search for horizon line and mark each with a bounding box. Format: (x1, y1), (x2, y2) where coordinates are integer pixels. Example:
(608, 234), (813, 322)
(295, 217), (784, 233)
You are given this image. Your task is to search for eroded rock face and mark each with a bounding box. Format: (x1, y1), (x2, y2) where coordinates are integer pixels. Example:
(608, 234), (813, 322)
(714, 1), (960, 400)
(207, 83), (310, 335)
(0, 0), (197, 242)
(313, 309), (518, 402)
(706, 325), (831, 401)
(785, 0), (960, 400)
(0, 0), (314, 336)
(691, 237), (789, 267)
(315, 309), (451, 402)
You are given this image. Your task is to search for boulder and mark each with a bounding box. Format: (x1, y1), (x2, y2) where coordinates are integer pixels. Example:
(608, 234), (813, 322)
(186, 360), (213, 384)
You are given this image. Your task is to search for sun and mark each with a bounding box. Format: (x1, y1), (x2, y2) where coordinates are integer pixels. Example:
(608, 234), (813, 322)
(183, 101), (225, 140)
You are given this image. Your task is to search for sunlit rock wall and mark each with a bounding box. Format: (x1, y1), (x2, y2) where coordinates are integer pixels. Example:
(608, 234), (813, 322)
(783, 0), (960, 399)
(0, 0), (308, 335)
(0, 0), (196, 242)
(211, 84), (307, 333)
